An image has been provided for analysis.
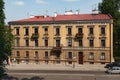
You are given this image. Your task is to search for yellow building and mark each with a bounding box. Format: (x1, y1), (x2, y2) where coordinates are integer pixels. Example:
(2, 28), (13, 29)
(8, 11), (114, 65)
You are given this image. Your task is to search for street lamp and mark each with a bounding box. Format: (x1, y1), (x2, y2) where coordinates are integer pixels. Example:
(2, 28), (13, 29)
(73, 56), (76, 68)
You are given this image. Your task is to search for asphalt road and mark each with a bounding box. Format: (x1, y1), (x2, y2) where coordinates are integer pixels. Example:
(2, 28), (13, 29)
(2, 70), (120, 80)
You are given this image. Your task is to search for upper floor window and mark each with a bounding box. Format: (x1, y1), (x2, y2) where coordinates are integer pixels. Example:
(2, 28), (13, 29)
(67, 27), (72, 35)
(25, 39), (29, 47)
(101, 39), (106, 47)
(68, 38), (72, 47)
(44, 27), (48, 34)
(99, 25), (106, 35)
(100, 53), (105, 60)
(16, 28), (20, 35)
(55, 27), (60, 35)
(78, 39), (83, 47)
(89, 52), (94, 60)
(101, 27), (105, 35)
(56, 39), (60, 47)
(78, 28), (83, 34)
(16, 38), (20, 47)
(89, 27), (94, 35)
(44, 39), (48, 47)
(35, 39), (38, 47)
(25, 28), (29, 35)
(34, 27), (38, 34)
(89, 39), (94, 47)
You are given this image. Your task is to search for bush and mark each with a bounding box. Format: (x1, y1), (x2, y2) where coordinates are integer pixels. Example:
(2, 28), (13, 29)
(114, 57), (120, 62)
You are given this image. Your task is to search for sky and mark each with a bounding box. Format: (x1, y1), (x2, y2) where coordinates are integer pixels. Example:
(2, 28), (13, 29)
(4, 0), (102, 23)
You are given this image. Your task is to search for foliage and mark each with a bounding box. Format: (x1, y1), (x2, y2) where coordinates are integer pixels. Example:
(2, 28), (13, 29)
(0, 0), (14, 78)
(98, 0), (120, 57)
(114, 57), (120, 62)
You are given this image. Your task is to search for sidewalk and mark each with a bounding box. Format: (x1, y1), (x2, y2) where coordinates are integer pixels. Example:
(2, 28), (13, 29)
(6, 63), (106, 71)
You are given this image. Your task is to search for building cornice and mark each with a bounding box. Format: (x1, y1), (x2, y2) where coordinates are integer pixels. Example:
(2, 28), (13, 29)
(9, 20), (112, 25)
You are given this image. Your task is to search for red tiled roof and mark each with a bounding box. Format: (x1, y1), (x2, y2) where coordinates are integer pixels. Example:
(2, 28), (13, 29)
(9, 14), (112, 23)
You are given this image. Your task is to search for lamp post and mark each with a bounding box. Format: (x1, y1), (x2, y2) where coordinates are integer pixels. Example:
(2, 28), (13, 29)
(73, 56), (76, 68)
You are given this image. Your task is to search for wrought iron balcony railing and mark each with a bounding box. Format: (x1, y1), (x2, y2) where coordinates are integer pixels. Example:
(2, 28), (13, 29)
(31, 33), (39, 40)
(74, 33), (83, 41)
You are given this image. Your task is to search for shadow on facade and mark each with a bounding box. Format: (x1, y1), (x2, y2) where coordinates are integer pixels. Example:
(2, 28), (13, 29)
(1, 75), (44, 80)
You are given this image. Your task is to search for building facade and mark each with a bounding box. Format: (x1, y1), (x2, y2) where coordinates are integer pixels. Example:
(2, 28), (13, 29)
(8, 12), (114, 65)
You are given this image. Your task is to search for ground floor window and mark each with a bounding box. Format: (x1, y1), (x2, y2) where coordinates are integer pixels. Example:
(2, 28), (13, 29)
(100, 53), (105, 60)
(89, 52), (94, 60)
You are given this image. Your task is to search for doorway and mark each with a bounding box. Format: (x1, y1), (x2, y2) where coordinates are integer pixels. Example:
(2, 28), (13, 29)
(78, 52), (83, 64)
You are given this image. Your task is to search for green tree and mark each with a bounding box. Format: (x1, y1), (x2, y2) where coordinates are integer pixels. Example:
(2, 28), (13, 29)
(98, 0), (120, 60)
(0, 0), (14, 78)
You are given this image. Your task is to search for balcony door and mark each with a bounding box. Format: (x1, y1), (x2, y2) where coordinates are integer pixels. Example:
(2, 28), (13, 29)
(56, 39), (60, 47)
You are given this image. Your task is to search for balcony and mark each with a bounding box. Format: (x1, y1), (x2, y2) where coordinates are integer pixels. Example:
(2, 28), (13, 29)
(88, 33), (94, 37)
(50, 46), (62, 55)
(74, 33), (83, 41)
(31, 33), (39, 40)
(66, 34), (72, 36)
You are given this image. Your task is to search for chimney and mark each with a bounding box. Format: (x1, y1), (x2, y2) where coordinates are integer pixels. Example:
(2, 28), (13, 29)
(65, 10), (73, 15)
(54, 12), (57, 17)
(30, 15), (34, 18)
(75, 10), (79, 15)
(44, 14), (47, 18)
(92, 9), (99, 14)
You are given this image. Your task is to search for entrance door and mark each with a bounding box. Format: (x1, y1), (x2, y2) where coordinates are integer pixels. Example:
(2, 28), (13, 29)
(78, 52), (83, 64)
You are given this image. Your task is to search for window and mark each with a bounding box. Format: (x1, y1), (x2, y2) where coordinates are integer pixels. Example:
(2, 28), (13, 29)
(89, 39), (94, 47)
(16, 28), (19, 35)
(68, 27), (72, 35)
(35, 39), (38, 47)
(55, 28), (60, 35)
(89, 52), (94, 60)
(44, 39), (48, 47)
(16, 38), (20, 46)
(25, 39), (29, 46)
(45, 51), (48, 58)
(68, 52), (72, 64)
(16, 51), (20, 57)
(56, 39), (60, 47)
(101, 39), (106, 47)
(78, 39), (83, 47)
(89, 27), (94, 35)
(25, 28), (29, 35)
(26, 51), (29, 58)
(68, 39), (72, 47)
(78, 28), (82, 33)
(34, 51), (38, 58)
(44, 28), (48, 34)
(68, 52), (72, 59)
(100, 53), (105, 60)
(101, 27), (105, 35)
(34, 27), (38, 34)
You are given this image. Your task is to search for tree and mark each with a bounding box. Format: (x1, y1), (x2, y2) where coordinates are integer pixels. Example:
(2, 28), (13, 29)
(0, 0), (13, 78)
(98, 0), (120, 60)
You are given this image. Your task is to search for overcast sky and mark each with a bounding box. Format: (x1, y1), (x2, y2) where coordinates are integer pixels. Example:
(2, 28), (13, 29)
(4, 0), (102, 23)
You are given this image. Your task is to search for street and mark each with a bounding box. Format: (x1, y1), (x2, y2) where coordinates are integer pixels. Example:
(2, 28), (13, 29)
(2, 70), (120, 80)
